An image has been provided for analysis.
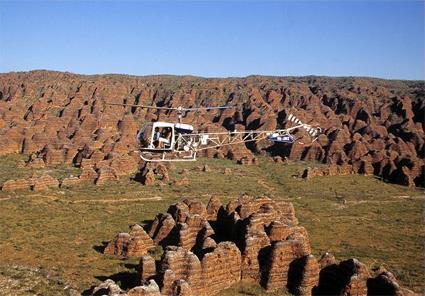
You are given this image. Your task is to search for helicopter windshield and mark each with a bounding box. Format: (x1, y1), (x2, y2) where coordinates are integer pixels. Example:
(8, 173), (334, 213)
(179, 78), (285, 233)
(137, 123), (154, 148)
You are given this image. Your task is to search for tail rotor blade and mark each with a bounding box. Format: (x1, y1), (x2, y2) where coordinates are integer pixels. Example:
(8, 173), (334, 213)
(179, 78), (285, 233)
(287, 113), (322, 140)
(288, 114), (294, 122)
(288, 114), (302, 125)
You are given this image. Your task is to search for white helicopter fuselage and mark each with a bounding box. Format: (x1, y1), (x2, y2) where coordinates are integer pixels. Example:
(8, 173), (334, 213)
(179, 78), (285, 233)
(135, 119), (319, 162)
(109, 102), (322, 162)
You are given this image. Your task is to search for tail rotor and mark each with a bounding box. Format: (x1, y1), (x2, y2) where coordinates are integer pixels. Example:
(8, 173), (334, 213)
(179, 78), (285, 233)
(287, 113), (322, 142)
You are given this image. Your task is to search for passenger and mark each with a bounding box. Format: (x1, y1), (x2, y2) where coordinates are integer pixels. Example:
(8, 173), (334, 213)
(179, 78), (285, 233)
(158, 128), (171, 148)
(163, 128), (172, 148)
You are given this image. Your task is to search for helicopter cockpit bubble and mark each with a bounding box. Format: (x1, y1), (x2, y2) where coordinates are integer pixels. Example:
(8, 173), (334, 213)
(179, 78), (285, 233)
(136, 123), (154, 149)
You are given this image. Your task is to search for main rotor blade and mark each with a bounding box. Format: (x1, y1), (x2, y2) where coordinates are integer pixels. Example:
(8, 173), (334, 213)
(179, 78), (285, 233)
(106, 103), (232, 112)
(184, 106), (232, 111)
(105, 103), (177, 111)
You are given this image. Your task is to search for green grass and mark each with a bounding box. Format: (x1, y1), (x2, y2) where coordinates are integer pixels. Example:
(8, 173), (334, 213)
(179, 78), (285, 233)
(0, 156), (423, 295)
(0, 154), (81, 185)
(219, 281), (289, 296)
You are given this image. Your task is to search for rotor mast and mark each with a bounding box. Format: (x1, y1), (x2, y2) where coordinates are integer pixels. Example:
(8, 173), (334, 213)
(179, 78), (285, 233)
(176, 106), (183, 124)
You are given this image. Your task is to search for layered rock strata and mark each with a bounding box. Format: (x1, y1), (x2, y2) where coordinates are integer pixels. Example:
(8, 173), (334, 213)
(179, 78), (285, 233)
(1, 174), (59, 192)
(99, 196), (415, 296)
(104, 224), (155, 257)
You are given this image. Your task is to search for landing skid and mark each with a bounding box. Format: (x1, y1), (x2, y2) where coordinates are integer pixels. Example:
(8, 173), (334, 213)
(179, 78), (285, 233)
(140, 151), (197, 162)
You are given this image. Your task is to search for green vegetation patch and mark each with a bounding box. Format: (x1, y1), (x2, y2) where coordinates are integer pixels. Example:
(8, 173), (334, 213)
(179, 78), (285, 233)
(0, 154), (81, 185)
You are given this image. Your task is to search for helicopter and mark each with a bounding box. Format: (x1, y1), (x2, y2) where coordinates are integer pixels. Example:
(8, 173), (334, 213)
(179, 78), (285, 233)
(107, 103), (322, 162)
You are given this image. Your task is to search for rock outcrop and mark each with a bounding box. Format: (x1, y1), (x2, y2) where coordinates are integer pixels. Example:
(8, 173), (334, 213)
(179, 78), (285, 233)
(98, 196), (415, 296)
(1, 174), (59, 192)
(1, 178), (33, 192)
(367, 269), (415, 296)
(92, 279), (161, 296)
(60, 176), (81, 187)
(315, 258), (370, 295)
(138, 163), (171, 186)
(91, 279), (127, 296)
(104, 224), (155, 257)
(32, 174), (60, 191)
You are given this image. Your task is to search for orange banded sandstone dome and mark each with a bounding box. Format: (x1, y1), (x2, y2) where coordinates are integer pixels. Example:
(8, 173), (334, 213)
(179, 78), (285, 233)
(0, 71), (423, 187)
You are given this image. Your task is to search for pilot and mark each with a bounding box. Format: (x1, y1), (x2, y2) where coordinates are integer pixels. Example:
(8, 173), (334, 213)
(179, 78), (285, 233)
(153, 128), (161, 148)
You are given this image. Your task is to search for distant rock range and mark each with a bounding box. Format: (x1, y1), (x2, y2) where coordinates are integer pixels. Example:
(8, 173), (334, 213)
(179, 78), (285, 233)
(0, 71), (423, 187)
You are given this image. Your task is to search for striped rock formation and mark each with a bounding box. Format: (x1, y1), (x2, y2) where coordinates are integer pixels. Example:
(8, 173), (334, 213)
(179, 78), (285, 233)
(1, 71), (424, 187)
(1, 174), (59, 192)
(141, 243), (241, 296)
(60, 176), (81, 187)
(1, 178), (33, 191)
(95, 166), (118, 186)
(32, 174), (60, 191)
(97, 196), (416, 296)
(104, 224), (155, 257)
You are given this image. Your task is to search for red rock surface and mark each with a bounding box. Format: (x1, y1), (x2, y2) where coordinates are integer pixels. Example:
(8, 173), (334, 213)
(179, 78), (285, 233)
(1, 174), (59, 192)
(32, 174), (60, 191)
(60, 176), (81, 187)
(104, 224), (155, 257)
(137, 163), (171, 186)
(1, 178), (32, 192)
(97, 196), (414, 296)
(95, 166), (117, 186)
(0, 71), (423, 187)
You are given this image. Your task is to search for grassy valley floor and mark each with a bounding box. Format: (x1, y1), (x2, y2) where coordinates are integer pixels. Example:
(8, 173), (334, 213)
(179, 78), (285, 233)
(0, 156), (423, 295)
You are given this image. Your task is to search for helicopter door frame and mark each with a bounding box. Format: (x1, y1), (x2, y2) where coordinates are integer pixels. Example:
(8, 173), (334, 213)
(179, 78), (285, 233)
(150, 122), (175, 151)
